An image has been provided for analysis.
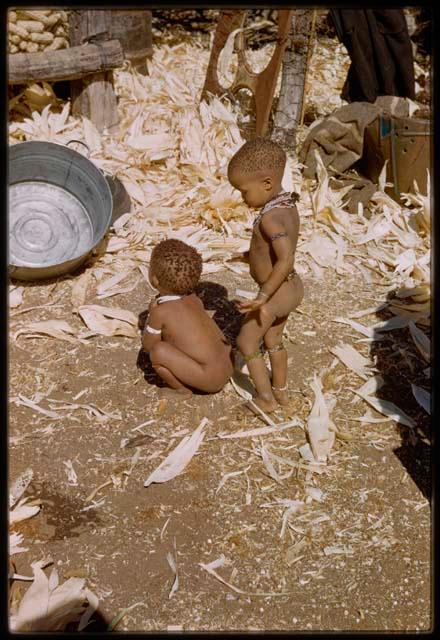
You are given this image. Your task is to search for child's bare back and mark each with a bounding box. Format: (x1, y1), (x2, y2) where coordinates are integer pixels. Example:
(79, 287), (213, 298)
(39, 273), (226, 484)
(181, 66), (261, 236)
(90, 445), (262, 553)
(142, 240), (232, 398)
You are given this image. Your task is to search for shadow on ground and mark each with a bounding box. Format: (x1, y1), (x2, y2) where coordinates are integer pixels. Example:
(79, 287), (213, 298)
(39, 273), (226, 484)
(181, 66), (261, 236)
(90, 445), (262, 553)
(136, 280), (243, 390)
(369, 294), (431, 500)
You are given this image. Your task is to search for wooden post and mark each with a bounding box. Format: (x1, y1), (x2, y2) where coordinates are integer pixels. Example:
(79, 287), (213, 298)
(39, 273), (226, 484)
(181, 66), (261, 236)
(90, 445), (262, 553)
(69, 10), (119, 132)
(272, 10), (315, 154)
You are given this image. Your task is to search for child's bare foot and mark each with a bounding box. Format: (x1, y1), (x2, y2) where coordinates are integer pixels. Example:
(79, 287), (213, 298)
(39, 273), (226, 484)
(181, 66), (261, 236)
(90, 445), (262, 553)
(272, 387), (289, 405)
(246, 394), (278, 415)
(158, 386), (193, 400)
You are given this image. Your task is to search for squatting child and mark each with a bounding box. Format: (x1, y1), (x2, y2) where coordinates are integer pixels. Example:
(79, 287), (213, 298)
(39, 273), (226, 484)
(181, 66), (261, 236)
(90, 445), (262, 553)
(228, 137), (304, 413)
(142, 239), (233, 397)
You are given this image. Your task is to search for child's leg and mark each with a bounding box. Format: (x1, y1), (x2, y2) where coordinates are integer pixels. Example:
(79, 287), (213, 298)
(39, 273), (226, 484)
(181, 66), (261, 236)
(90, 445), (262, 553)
(263, 315), (289, 405)
(149, 342), (226, 396)
(236, 309), (278, 412)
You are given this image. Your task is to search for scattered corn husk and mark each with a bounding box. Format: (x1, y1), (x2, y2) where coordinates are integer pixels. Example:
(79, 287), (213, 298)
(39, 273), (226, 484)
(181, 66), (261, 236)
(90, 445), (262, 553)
(229, 376), (276, 427)
(12, 394), (64, 419)
(77, 589), (100, 632)
(12, 320), (79, 343)
(9, 560), (98, 632)
(353, 376), (415, 428)
(9, 468), (33, 508)
(10, 286), (24, 308)
(78, 305), (138, 338)
(411, 384), (430, 415)
(47, 398), (121, 422)
(107, 602), (148, 632)
(166, 538), (179, 600)
(306, 374), (336, 463)
(260, 445), (285, 483)
(144, 418), (209, 487)
(330, 343), (375, 380)
(10, 497), (41, 524)
(323, 544), (354, 556)
(305, 487), (324, 502)
(71, 271), (94, 310)
(63, 460), (78, 486)
(216, 466), (251, 495)
(199, 556), (292, 597)
(215, 417), (303, 439)
(408, 321), (430, 362)
(10, 532), (29, 556)
(332, 317), (382, 340)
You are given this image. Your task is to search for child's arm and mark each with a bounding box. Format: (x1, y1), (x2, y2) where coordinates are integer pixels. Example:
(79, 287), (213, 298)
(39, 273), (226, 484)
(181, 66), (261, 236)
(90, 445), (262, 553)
(237, 213), (297, 313)
(141, 305), (163, 352)
(229, 250), (250, 263)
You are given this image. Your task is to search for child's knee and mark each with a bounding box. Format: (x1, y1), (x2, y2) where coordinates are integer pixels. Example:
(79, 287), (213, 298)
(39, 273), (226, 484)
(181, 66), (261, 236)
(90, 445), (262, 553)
(264, 332), (283, 350)
(149, 341), (167, 365)
(236, 333), (258, 355)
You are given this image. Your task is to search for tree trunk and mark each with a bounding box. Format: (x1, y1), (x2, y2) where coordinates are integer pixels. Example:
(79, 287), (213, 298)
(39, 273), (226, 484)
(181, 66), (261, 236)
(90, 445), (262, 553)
(272, 10), (315, 155)
(69, 10), (119, 133)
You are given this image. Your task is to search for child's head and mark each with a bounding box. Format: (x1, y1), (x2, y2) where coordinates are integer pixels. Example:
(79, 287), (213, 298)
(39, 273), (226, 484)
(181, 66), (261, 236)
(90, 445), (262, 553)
(227, 137), (286, 208)
(149, 239), (202, 295)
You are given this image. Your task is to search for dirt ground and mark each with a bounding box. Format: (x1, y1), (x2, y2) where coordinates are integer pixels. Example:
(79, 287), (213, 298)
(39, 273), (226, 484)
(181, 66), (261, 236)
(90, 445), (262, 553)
(8, 265), (431, 632)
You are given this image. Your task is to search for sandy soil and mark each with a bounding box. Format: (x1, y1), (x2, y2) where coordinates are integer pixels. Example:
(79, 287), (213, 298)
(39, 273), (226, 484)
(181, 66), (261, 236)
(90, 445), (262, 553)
(8, 266), (431, 632)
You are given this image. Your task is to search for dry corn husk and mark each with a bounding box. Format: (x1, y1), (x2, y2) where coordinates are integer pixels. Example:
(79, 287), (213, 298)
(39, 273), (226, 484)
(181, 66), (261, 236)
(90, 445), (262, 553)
(9, 560), (98, 632)
(144, 418), (209, 487)
(411, 384), (430, 414)
(353, 376), (415, 428)
(306, 374), (336, 463)
(408, 321), (430, 362)
(329, 343), (375, 380)
(78, 305), (138, 338)
(9, 286), (24, 309)
(12, 320), (78, 343)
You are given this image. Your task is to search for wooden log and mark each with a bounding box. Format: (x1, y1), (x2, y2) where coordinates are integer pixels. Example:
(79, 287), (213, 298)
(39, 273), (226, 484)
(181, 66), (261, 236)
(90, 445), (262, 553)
(8, 39), (123, 84)
(69, 10), (119, 132)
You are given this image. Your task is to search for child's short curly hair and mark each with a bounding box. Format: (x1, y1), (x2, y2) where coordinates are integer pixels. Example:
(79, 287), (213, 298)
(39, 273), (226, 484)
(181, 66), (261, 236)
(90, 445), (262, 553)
(150, 239), (202, 295)
(228, 137), (286, 177)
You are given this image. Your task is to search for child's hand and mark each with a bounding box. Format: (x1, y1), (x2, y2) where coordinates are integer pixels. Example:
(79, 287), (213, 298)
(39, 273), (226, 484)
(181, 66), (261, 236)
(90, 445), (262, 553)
(229, 250), (249, 263)
(236, 297), (267, 314)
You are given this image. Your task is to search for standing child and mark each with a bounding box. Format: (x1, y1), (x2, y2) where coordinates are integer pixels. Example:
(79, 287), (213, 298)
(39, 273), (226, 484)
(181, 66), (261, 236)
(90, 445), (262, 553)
(228, 138), (304, 413)
(142, 239), (233, 397)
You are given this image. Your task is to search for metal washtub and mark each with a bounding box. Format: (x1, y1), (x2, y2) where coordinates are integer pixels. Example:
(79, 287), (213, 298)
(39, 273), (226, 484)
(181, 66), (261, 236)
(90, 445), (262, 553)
(8, 140), (113, 281)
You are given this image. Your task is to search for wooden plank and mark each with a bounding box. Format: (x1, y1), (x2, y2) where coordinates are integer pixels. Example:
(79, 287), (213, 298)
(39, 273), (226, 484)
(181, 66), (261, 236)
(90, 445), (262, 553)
(69, 10), (119, 132)
(8, 40), (123, 84)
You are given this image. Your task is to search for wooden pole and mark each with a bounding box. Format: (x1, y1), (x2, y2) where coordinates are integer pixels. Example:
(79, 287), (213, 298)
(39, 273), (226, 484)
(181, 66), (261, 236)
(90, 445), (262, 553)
(8, 40), (123, 84)
(271, 10), (315, 155)
(69, 10), (119, 133)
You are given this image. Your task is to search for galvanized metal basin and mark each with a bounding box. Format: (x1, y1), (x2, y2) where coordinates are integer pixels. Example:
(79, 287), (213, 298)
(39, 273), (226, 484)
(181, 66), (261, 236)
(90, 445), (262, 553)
(8, 141), (113, 281)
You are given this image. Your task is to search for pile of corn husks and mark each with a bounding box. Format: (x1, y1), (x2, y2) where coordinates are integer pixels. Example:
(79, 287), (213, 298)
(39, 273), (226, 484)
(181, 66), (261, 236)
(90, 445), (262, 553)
(9, 36), (430, 320)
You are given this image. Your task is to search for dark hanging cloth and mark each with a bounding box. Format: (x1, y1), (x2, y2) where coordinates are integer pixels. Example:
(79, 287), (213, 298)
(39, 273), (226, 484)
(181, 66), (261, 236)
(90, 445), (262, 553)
(329, 9), (415, 103)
